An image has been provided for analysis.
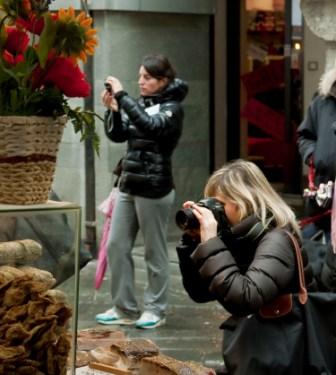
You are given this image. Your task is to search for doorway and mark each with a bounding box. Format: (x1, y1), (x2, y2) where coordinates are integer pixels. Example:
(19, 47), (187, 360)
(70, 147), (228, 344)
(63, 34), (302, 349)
(238, 0), (303, 192)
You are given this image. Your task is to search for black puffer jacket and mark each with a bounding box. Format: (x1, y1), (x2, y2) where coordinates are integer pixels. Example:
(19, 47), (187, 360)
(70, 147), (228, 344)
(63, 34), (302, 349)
(176, 215), (316, 317)
(104, 78), (188, 198)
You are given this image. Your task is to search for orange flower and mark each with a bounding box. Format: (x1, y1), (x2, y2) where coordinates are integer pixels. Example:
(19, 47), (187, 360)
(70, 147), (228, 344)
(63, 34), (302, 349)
(0, 0), (101, 152)
(55, 7), (98, 62)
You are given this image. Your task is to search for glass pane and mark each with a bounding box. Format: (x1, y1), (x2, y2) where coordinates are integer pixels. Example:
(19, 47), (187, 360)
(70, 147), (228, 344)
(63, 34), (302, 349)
(0, 201), (81, 375)
(242, 0), (303, 191)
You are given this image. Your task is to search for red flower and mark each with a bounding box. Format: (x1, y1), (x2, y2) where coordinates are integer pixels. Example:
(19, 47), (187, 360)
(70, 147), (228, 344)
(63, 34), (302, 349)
(22, 0), (32, 14)
(2, 50), (24, 65)
(4, 27), (29, 54)
(33, 57), (91, 97)
(16, 13), (58, 35)
(2, 27), (29, 65)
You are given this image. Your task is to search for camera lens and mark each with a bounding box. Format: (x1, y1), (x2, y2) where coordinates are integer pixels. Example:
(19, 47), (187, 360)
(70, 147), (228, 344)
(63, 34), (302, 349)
(175, 208), (199, 230)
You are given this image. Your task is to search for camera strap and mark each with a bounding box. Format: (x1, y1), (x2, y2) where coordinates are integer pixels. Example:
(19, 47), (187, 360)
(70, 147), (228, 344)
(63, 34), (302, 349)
(234, 215), (274, 243)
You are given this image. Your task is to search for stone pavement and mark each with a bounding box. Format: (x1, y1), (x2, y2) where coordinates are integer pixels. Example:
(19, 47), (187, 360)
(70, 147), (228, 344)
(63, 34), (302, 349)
(60, 194), (305, 373)
(61, 242), (228, 371)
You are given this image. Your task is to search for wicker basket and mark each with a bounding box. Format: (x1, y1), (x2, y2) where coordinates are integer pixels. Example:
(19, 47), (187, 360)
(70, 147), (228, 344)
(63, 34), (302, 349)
(0, 116), (67, 205)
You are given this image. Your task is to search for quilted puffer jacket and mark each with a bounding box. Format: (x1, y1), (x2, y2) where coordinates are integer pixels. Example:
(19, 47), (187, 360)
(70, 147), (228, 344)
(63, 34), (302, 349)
(176, 215), (316, 317)
(104, 78), (188, 198)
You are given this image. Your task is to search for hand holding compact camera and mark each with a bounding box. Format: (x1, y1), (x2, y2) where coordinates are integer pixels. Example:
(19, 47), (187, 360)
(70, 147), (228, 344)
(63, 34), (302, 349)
(104, 82), (113, 94)
(104, 76), (123, 95)
(101, 80), (118, 111)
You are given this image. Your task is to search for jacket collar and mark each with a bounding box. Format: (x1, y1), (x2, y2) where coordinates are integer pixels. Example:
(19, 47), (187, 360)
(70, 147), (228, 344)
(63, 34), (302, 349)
(318, 66), (336, 98)
(231, 214), (275, 242)
(140, 78), (189, 106)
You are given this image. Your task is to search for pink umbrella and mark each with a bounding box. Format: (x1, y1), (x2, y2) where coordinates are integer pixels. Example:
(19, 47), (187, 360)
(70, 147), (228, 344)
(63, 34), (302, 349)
(95, 188), (119, 290)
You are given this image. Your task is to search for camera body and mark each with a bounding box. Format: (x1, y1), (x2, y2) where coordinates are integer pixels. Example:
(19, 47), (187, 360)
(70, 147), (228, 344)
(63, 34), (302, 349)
(104, 82), (112, 93)
(175, 197), (229, 233)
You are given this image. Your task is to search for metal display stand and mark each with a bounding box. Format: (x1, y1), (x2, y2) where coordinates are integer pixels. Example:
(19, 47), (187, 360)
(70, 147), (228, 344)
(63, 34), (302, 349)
(0, 200), (81, 375)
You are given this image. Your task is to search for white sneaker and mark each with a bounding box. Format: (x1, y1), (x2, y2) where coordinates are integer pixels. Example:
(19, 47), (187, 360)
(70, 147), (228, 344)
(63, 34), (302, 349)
(135, 311), (166, 329)
(95, 307), (135, 325)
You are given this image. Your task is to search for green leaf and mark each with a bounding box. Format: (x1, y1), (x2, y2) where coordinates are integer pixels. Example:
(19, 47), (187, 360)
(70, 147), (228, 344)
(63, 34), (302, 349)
(61, 103), (101, 156)
(0, 63), (20, 84)
(9, 88), (18, 111)
(36, 13), (56, 68)
(0, 63), (11, 83)
(24, 46), (39, 67)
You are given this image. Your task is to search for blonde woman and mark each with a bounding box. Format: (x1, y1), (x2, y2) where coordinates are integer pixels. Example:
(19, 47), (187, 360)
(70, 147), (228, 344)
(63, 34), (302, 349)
(176, 159), (316, 375)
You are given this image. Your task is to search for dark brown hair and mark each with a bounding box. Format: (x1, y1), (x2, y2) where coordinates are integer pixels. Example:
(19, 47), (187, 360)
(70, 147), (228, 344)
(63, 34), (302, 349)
(141, 54), (176, 83)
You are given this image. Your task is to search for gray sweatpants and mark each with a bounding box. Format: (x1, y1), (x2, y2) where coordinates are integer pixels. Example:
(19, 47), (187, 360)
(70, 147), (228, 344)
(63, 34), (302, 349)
(106, 190), (175, 319)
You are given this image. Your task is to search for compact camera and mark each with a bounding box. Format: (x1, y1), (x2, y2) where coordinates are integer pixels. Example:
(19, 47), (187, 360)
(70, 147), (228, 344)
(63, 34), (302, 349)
(104, 82), (112, 93)
(175, 197), (229, 233)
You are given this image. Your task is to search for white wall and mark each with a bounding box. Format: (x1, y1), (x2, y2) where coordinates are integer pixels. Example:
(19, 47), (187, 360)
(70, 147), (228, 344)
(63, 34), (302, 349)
(303, 21), (326, 112)
(53, 10), (212, 243)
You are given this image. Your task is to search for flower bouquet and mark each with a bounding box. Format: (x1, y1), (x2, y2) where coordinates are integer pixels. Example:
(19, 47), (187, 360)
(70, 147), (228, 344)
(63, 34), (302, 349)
(0, 0), (100, 204)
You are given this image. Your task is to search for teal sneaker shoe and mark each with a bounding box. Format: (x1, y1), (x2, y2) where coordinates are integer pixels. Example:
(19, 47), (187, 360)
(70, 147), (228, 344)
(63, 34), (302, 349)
(135, 311), (166, 329)
(95, 307), (135, 325)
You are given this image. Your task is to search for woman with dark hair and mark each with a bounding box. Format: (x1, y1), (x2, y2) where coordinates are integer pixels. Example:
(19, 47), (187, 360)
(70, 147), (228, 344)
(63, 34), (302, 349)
(97, 54), (188, 329)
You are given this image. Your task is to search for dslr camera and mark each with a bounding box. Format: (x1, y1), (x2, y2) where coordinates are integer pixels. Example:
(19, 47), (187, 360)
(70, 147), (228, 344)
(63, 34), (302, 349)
(175, 197), (229, 234)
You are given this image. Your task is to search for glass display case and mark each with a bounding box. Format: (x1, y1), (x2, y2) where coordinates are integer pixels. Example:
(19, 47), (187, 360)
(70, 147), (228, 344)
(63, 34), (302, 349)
(0, 200), (81, 375)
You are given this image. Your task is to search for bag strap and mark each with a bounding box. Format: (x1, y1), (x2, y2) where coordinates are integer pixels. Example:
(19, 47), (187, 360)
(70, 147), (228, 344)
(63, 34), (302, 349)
(113, 175), (120, 188)
(113, 158), (123, 188)
(285, 230), (308, 305)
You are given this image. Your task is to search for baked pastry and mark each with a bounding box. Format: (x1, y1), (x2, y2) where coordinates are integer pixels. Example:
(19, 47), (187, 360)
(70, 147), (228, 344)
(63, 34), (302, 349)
(109, 338), (160, 371)
(76, 350), (90, 367)
(139, 354), (216, 375)
(89, 346), (123, 367)
(0, 265), (25, 287)
(77, 328), (126, 351)
(19, 266), (56, 289)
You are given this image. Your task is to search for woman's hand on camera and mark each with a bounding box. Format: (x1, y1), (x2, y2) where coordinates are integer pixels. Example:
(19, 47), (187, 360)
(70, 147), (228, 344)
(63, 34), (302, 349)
(183, 201), (218, 243)
(101, 89), (119, 111)
(101, 76), (124, 111)
(106, 76), (123, 94)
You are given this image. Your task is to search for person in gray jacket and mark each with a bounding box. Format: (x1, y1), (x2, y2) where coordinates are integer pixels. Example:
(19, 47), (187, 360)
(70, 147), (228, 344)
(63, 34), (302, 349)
(297, 67), (336, 240)
(176, 159), (316, 374)
(297, 67), (336, 185)
(96, 54), (188, 329)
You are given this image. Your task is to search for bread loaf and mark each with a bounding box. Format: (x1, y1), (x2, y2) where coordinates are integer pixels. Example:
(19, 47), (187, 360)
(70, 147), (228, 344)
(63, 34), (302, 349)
(19, 266), (56, 289)
(0, 239), (42, 264)
(0, 265), (25, 287)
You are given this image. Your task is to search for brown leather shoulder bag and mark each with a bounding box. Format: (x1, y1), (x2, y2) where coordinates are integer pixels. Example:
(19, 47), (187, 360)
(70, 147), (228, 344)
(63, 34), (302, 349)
(259, 231), (308, 319)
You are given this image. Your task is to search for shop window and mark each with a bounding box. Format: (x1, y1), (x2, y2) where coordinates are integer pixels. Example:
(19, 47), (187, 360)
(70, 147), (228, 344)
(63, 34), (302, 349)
(241, 0), (302, 189)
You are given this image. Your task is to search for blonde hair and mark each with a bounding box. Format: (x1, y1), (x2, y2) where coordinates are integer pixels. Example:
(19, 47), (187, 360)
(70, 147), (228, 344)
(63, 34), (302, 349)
(204, 159), (301, 237)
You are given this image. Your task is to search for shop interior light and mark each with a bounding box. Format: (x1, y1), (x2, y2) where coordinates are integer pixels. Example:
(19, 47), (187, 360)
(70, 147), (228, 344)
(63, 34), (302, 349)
(294, 42), (301, 50)
(246, 0), (273, 11)
(246, 0), (285, 11)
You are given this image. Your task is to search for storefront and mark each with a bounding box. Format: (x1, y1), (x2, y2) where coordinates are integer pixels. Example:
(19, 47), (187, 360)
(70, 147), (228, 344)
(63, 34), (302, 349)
(225, 0), (303, 192)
